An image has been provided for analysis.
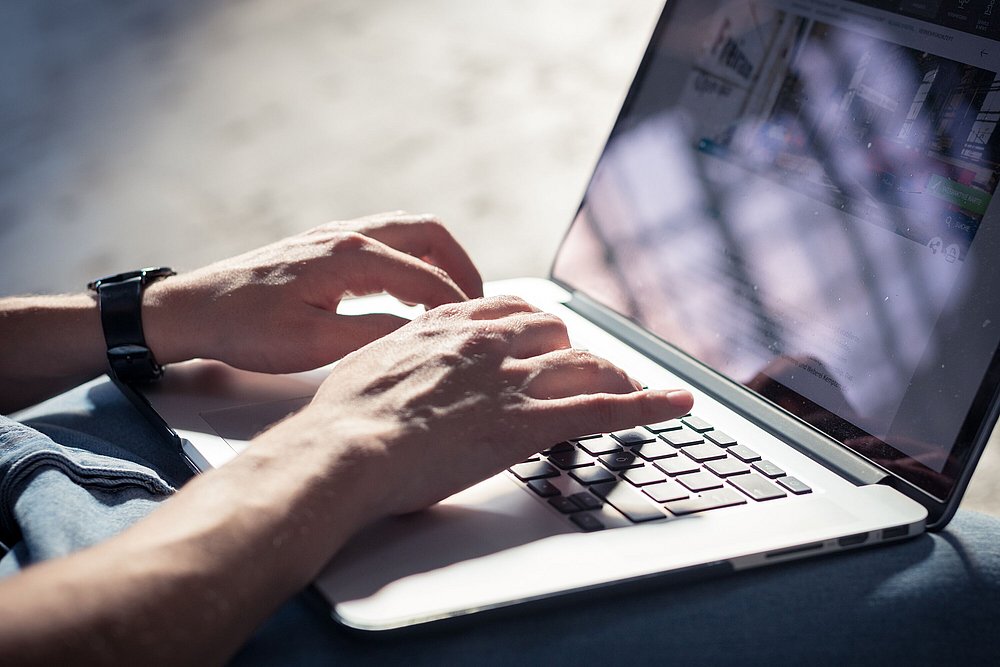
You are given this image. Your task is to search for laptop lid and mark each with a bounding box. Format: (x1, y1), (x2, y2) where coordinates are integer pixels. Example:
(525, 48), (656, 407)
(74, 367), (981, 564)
(550, 0), (1000, 527)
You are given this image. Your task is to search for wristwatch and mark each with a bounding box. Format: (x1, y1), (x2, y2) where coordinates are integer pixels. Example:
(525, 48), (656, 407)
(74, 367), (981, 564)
(87, 267), (176, 384)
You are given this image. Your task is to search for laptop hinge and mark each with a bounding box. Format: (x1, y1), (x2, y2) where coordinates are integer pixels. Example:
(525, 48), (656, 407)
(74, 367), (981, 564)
(564, 290), (890, 488)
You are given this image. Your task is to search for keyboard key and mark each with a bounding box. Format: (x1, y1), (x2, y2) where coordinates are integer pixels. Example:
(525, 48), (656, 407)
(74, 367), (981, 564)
(643, 480), (690, 503)
(676, 471), (724, 492)
(664, 487), (747, 515)
(752, 460), (786, 478)
(570, 466), (617, 485)
(644, 419), (684, 433)
(704, 457), (750, 477)
(730, 474), (787, 501)
(527, 479), (561, 497)
(705, 431), (737, 447)
(654, 456), (700, 476)
(600, 450), (643, 471)
(632, 440), (678, 461)
(571, 513), (605, 532)
(681, 416), (714, 432)
(548, 496), (581, 513)
(574, 433), (603, 440)
(681, 443), (728, 462)
(569, 492), (603, 511)
(522, 455), (541, 463)
(778, 476), (812, 495)
(622, 466), (668, 487)
(611, 428), (656, 446)
(542, 441), (576, 455)
(578, 435), (623, 456)
(510, 461), (559, 481)
(590, 482), (665, 523)
(660, 427), (705, 447)
(729, 445), (761, 462)
(547, 450), (595, 470)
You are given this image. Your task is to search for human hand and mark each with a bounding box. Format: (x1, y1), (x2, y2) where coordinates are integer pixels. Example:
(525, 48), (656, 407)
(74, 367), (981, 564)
(265, 296), (694, 520)
(143, 212), (483, 374)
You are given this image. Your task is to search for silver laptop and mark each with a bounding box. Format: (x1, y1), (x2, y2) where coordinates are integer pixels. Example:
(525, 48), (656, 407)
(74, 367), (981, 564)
(131, 0), (1000, 632)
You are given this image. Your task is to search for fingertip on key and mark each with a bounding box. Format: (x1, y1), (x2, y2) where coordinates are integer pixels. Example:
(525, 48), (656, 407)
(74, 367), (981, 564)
(666, 389), (694, 411)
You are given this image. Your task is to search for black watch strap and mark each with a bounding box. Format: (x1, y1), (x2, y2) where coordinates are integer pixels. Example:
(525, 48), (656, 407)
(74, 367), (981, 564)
(88, 267), (175, 384)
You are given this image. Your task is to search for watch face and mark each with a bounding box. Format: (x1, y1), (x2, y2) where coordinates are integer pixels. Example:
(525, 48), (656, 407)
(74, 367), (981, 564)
(87, 267), (175, 291)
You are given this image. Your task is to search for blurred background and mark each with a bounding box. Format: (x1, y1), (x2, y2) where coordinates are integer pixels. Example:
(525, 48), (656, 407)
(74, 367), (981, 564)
(1, 0), (661, 293)
(1, 0), (996, 515)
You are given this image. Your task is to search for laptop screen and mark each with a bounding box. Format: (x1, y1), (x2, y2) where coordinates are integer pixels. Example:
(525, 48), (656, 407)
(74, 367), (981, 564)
(552, 0), (1000, 500)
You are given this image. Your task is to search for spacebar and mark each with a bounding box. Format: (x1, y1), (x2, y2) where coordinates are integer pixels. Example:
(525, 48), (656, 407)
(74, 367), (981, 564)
(590, 482), (665, 523)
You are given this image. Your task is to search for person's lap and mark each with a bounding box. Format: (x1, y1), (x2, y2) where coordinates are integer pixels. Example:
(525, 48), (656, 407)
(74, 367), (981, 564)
(15, 381), (1000, 665)
(233, 511), (998, 666)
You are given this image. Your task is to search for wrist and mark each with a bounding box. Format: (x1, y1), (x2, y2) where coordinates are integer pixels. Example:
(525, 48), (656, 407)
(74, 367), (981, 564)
(248, 411), (395, 538)
(141, 275), (209, 366)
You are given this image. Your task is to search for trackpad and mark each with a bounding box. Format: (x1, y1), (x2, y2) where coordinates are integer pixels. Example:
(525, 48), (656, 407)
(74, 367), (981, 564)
(199, 396), (311, 451)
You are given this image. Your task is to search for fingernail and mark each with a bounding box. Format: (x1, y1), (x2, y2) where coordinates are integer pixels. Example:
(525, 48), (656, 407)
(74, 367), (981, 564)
(666, 390), (693, 408)
(629, 377), (643, 391)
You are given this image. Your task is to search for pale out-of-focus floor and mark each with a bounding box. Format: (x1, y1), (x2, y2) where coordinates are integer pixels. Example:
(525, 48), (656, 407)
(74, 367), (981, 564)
(2, 0), (997, 516)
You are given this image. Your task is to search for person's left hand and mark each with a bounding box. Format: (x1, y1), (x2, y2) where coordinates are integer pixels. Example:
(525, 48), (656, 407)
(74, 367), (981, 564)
(142, 212), (483, 373)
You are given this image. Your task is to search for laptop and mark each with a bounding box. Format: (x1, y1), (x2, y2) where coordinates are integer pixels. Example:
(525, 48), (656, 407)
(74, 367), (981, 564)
(131, 0), (1000, 632)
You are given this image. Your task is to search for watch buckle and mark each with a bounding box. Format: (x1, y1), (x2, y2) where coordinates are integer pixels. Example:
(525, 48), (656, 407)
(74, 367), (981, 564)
(107, 345), (164, 383)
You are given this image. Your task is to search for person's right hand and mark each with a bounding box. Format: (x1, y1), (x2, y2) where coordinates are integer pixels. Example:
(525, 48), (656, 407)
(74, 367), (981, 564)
(261, 296), (694, 522)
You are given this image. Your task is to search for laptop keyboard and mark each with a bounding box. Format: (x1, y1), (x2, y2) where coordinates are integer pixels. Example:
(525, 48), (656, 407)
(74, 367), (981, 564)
(508, 414), (812, 532)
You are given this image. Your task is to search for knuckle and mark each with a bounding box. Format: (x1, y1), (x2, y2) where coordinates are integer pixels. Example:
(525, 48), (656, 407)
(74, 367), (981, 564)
(414, 212), (442, 224)
(491, 295), (531, 312)
(327, 231), (369, 253)
(307, 220), (350, 236)
(526, 310), (563, 326)
(567, 348), (600, 370)
(429, 301), (467, 319)
(458, 324), (507, 355)
(422, 216), (447, 234)
(532, 312), (569, 336)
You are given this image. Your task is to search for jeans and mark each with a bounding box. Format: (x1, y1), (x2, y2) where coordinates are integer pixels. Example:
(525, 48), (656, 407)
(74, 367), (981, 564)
(3, 380), (999, 665)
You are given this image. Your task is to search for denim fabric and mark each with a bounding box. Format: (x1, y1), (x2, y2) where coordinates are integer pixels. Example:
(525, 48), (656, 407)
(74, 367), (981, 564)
(2, 378), (999, 665)
(0, 417), (173, 571)
(0, 377), (191, 575)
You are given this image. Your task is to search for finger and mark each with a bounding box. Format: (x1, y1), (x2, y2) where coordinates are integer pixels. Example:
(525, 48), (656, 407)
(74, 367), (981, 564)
(506, 312), (572, 359)
(459, 295), (541, 320)
(508, 349), (637, 399)
(360, 214), (485, 299)
(338, 238), (470, 308)
(532, 389), (694, 441)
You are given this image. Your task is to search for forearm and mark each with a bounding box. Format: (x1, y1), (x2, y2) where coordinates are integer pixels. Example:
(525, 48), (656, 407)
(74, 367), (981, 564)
(0, 294), (107, 413)
(0, 293), (694, 665)
(0, 413), (384, 666)
(1, 214), (484, 413)
(0, 279), (199, 414)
